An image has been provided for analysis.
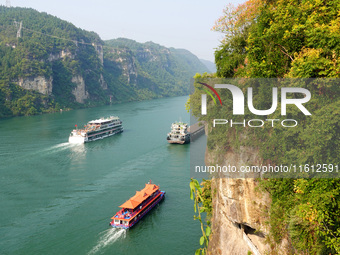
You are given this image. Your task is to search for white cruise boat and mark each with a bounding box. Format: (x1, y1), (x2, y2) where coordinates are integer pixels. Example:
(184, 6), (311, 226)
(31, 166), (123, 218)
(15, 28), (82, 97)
(69, 116), (123, 144)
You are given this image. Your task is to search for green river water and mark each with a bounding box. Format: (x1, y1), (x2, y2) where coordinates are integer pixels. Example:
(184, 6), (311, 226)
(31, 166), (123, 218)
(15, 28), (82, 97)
(0, 96), (207, 255)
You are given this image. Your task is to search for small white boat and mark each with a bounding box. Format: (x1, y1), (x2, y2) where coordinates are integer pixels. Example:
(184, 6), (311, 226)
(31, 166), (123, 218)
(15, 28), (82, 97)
(166, 122), (190, 144)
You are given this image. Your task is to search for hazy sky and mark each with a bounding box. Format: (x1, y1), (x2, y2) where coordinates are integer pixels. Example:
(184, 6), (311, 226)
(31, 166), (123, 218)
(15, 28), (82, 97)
(7, 0), (245, 62)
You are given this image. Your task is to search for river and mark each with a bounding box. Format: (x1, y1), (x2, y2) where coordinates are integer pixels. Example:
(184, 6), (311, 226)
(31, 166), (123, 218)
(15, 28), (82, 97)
(0, 96), (207, 255)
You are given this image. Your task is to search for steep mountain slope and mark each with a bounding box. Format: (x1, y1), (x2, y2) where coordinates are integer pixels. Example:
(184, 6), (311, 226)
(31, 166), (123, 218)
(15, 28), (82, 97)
(199, 59), (216, 73)
(0, 7), (208, 118)
(103, 38), (208, 101)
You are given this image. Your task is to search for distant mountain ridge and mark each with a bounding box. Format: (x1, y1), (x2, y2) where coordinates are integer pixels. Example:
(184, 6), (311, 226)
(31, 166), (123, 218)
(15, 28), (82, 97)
(103, 38), (208, 101)
(0, 6), (208, 118)
(199, 59), (216, 73)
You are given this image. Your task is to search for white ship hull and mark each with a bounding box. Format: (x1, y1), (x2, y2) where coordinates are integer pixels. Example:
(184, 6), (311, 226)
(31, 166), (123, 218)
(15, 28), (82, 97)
(68, 135), (86, 144)
(69, 116), (123, 144)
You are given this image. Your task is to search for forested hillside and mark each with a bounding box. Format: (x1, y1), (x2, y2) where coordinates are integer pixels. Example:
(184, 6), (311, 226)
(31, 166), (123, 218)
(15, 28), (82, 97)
(0, 6), (208, 118)
(104, 38), (208, 101)
(191, 0), (340, 254)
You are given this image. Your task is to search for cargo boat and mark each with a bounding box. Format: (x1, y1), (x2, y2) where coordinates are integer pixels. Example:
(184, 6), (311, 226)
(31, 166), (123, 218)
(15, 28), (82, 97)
(166, 121), (190, 144)
(69, 116), (123, 143)
(109, 181), (165, 229)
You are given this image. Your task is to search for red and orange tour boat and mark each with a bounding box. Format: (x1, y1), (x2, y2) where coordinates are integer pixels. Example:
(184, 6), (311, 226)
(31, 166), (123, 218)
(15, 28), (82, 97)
(109, 181), (165, 229)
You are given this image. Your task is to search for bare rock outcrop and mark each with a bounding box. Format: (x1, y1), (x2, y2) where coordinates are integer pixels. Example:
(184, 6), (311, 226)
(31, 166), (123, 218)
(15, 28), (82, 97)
(48, 49), (74, 61)
(18, 76), (53, 95)
(206, 146), (272, 255)
(205, 140), (294, 254)
(71, 76), (88, 103)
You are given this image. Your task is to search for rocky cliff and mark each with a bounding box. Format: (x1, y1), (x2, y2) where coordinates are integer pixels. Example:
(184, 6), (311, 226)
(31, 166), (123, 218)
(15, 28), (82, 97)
(17, 76), (53, 95)
(0, 6), (208, 117)
(206, 145), (291, 255)
(71, 76), (88, 103)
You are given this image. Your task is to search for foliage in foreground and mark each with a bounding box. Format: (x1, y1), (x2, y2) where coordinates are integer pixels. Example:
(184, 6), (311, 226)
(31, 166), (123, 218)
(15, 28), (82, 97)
(190, 0), (340, 253)
(190, 179), (212, 255)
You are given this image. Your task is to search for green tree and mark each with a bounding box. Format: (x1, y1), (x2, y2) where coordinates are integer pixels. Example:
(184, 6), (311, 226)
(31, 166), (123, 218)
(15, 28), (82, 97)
(190, 0), (340, 253)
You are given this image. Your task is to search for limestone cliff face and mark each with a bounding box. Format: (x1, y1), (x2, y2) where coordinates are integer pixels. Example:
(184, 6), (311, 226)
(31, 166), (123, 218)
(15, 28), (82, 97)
(47, 49), (74, 62)
(99, 73), (107, 90)
(71, 76), (88, 103)
(206, 145), (290, 255)
(18, 76), (53, 95)
(15, 45), (106, 100)
(112, 49), (138, 85)
(1, 7), (210, 116)
(122, 57), (138, 85)
(93, 44), (104, 65)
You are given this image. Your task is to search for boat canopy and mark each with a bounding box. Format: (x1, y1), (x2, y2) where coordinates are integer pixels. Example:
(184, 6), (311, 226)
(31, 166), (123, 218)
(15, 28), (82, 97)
(119, 183), (159, 209)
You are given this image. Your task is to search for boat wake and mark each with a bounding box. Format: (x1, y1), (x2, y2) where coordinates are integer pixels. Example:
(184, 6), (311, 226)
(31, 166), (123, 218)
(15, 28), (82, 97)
(30, 142), (72, 156)
(38, 142), (84, 155)
(45, 142), (75, 152)
(88, 228), (126, 255)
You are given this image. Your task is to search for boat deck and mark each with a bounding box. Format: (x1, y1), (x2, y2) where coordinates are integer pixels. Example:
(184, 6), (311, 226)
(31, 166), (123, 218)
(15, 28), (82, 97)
(113, 193), (159, 221)
(111, 191), (165, 229)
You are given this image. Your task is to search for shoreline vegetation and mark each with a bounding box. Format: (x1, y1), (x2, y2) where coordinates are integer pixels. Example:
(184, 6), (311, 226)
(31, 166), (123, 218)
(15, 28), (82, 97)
(190, 0), (340, 254)
(0, 6), (208, 119)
